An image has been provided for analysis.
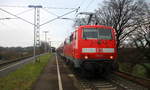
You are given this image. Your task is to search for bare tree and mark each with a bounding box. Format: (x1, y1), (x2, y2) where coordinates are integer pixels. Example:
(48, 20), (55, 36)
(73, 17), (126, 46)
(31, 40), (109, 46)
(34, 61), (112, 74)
(95, 0), (148, 47)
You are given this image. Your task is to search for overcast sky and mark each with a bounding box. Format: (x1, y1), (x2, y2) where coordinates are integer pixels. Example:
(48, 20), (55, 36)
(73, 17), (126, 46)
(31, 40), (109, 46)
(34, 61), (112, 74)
(0, 0), (104, 48)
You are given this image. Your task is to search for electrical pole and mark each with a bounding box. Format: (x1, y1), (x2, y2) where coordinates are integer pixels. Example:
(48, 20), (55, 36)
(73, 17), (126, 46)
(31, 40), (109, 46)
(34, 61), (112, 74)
(43, 31), (48, 53)
(28, 5), (42, 61)
(48, 38), (51, 53)
(49, 41), (51, 53)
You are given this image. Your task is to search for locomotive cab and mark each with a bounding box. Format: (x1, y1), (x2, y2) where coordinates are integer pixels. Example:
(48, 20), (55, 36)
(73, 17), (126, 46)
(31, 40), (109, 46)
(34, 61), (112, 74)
(79, 25), (117, 61)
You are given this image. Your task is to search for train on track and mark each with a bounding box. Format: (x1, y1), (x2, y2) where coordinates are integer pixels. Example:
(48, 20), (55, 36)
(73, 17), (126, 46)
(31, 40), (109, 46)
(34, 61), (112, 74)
(57, 25), (118, 75)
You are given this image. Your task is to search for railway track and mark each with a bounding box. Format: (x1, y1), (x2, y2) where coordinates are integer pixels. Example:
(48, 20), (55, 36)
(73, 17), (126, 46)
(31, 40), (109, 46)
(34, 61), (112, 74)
(73, 72), (149, 90)
(113, 71), (150, 89)
(55, 55), (150, 90)
(64, 63), (149, 90)
(78, 78), (120, 90)
(74, 74), (124, 90)
(0, 55), (32, 67)
(0, 53), (46, 77)
(0, 53), (45, 68)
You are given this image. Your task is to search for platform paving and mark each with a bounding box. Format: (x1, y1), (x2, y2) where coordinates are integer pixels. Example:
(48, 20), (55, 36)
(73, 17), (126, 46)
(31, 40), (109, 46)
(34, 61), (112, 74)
(32, 54), (78, 90)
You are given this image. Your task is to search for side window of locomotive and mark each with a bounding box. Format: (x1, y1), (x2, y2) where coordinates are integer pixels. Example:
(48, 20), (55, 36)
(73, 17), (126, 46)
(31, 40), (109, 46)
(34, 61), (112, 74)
(70, 34), (73, 42)
(64, 41), (66, 45)
(73, 32), (76, 40)
(83, 28), (98, 39)
(66, 38), (70, 44)
(74, 31), (77, 40)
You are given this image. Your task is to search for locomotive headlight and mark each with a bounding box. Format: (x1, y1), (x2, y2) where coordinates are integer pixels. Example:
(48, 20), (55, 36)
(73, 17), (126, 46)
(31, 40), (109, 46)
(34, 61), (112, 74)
(84, 56), (88, 59)
(110, 56), (114, 59)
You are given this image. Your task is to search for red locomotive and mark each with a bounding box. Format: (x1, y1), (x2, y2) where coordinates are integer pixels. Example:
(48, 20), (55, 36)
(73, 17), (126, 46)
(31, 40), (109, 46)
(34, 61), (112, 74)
(57, 25), (118, 74)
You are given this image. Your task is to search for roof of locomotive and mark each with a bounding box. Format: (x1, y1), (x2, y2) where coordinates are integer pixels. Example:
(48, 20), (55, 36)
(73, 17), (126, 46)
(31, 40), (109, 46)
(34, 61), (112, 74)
(76, 25), (114, 30)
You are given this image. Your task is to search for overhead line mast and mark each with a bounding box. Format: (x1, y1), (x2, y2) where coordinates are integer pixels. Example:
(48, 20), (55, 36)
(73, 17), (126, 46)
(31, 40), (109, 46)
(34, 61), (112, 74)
(28, 5), (42, 62)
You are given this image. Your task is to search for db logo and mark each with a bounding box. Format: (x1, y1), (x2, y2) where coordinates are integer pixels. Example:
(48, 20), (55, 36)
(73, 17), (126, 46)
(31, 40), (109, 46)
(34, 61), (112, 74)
(97, 48), (102, 52)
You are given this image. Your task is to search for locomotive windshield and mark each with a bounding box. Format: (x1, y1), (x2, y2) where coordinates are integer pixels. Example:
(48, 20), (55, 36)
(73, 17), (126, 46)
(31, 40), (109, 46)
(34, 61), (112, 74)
(83, 28), (112, 39)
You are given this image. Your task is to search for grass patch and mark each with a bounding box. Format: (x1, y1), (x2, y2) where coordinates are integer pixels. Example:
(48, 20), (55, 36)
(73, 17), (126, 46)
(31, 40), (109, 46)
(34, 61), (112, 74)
(132, 64), (147, 78)
(0, 53), (51, 90)
(119, 62), (150, 79)
(119, 62), (133, 73)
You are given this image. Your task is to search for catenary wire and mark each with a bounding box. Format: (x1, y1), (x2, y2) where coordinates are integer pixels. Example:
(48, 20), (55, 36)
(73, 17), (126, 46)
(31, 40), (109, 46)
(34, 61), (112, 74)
(0, 5), (27, 8)
(16, 8), (33, 16)
(85, 0), (95, 10)
(0, 8), (34, 25)
(0, 5), (76, 10)
(43, 7), (76, 10)
(42, 8), (59, 17)
(40, 7), (80, 27)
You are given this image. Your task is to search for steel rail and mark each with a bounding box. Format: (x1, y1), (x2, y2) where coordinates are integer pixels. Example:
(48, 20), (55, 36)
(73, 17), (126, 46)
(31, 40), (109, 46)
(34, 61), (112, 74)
(114, 71), (150, 89)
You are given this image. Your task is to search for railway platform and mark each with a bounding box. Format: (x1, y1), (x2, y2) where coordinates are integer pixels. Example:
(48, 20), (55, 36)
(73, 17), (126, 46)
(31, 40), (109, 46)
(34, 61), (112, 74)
(32, 54), (78, 90)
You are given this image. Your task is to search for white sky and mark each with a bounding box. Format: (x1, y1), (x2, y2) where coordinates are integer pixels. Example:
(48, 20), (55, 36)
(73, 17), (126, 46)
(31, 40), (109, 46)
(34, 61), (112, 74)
(0, 0), (104, 47)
